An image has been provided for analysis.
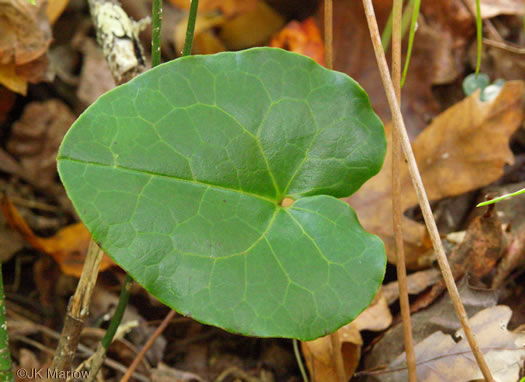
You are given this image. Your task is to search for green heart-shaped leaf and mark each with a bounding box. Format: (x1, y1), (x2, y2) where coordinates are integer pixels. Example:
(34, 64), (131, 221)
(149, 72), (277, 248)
(58, 47), (386, 340)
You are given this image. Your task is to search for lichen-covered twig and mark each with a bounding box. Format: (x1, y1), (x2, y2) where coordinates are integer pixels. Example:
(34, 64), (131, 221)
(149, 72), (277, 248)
(87, 0), (150, 83)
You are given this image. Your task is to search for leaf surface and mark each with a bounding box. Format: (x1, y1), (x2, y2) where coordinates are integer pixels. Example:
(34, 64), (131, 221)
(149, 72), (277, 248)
(58, 47), (386, 340)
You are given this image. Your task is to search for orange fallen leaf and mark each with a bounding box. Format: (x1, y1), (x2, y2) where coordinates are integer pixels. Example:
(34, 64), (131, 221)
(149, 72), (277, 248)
(0, 194), (115, 277)
(0, 63), (27, 95)
(301, 290), (392, 382)
(346, 81), (524, 268)
(270, 17), (325, 66)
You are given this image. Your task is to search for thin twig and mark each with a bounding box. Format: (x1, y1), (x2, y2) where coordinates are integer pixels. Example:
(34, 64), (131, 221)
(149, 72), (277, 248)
(324, 0), (333, 69)
(324, 2), (344, 380)
(120, 310), (177, 382)
(361, 1), (495, 381)
(85, 274), (133, 382)
(391, 0), (417, 381)
(48, 241), (104, 381)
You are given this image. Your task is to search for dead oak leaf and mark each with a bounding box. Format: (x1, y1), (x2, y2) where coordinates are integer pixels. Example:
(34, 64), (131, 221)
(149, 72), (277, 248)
(346, 81), (524, 268)
(384, 305), (525, 382)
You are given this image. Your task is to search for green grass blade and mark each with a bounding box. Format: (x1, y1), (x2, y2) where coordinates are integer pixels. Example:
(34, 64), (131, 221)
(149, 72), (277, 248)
(476, 188), (525, 207)
(400, 0), (421, 88)
(475, 0), (482, 75)
(381, 0), (415, 52)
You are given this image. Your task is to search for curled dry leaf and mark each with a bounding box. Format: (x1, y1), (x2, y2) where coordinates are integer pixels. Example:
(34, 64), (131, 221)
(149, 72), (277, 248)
(380, 306), (525, 382)
(346, 81), (524, 268)
(301, 290), (392, 382)
(410, 207), (505, 312)
(0, 194), (114, 277)
(364, 279), (499, 379)
(6, 100), (74, 189)
(382, 268), (442, 305)
(0, 0), (52, 94)
(270, 17), (325, 66)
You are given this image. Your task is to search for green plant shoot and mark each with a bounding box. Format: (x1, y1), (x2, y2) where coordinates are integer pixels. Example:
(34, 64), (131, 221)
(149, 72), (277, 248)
(477, 188), (525, 207)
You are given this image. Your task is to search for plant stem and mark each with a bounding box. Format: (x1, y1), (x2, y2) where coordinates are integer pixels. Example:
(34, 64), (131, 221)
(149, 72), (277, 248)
(361, 1), (495, 381)
(293, 339), (309, 382)
(475, 0), (482, 75)
(49, 240), (104, 381)
(324, 3), (345, 380)
(400, 0), (421, 87)
(381, 0), (414, 52)
(477, 187), (525, 207)
(85, 274), (133, 382)
(0, 265), (13, 382)
(120, 310), (177, 382)
(182, 0), (199, 56)
(151, 0), (163, 67)
(324, 0), (333, 69)
(391, 0), (417, 381)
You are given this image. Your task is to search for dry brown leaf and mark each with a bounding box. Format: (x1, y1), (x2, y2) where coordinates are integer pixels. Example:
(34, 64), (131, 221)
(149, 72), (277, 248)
(0, 0), (53, 93)
(411, 208), (505, 312)
(0, 194), (115, 277)
(381, 305), (525, 382)
(218, 1), (285, 50)
(302, 291), (392, 382)
(270, 18), (325, 66)
(364, 279), (499, 377)
(6, 100), (74, 189)
(382, 268), (442, 305)
(0, 0), (52, 64)
(464, 0), (524, 18)
(346, 81), (524, 268)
